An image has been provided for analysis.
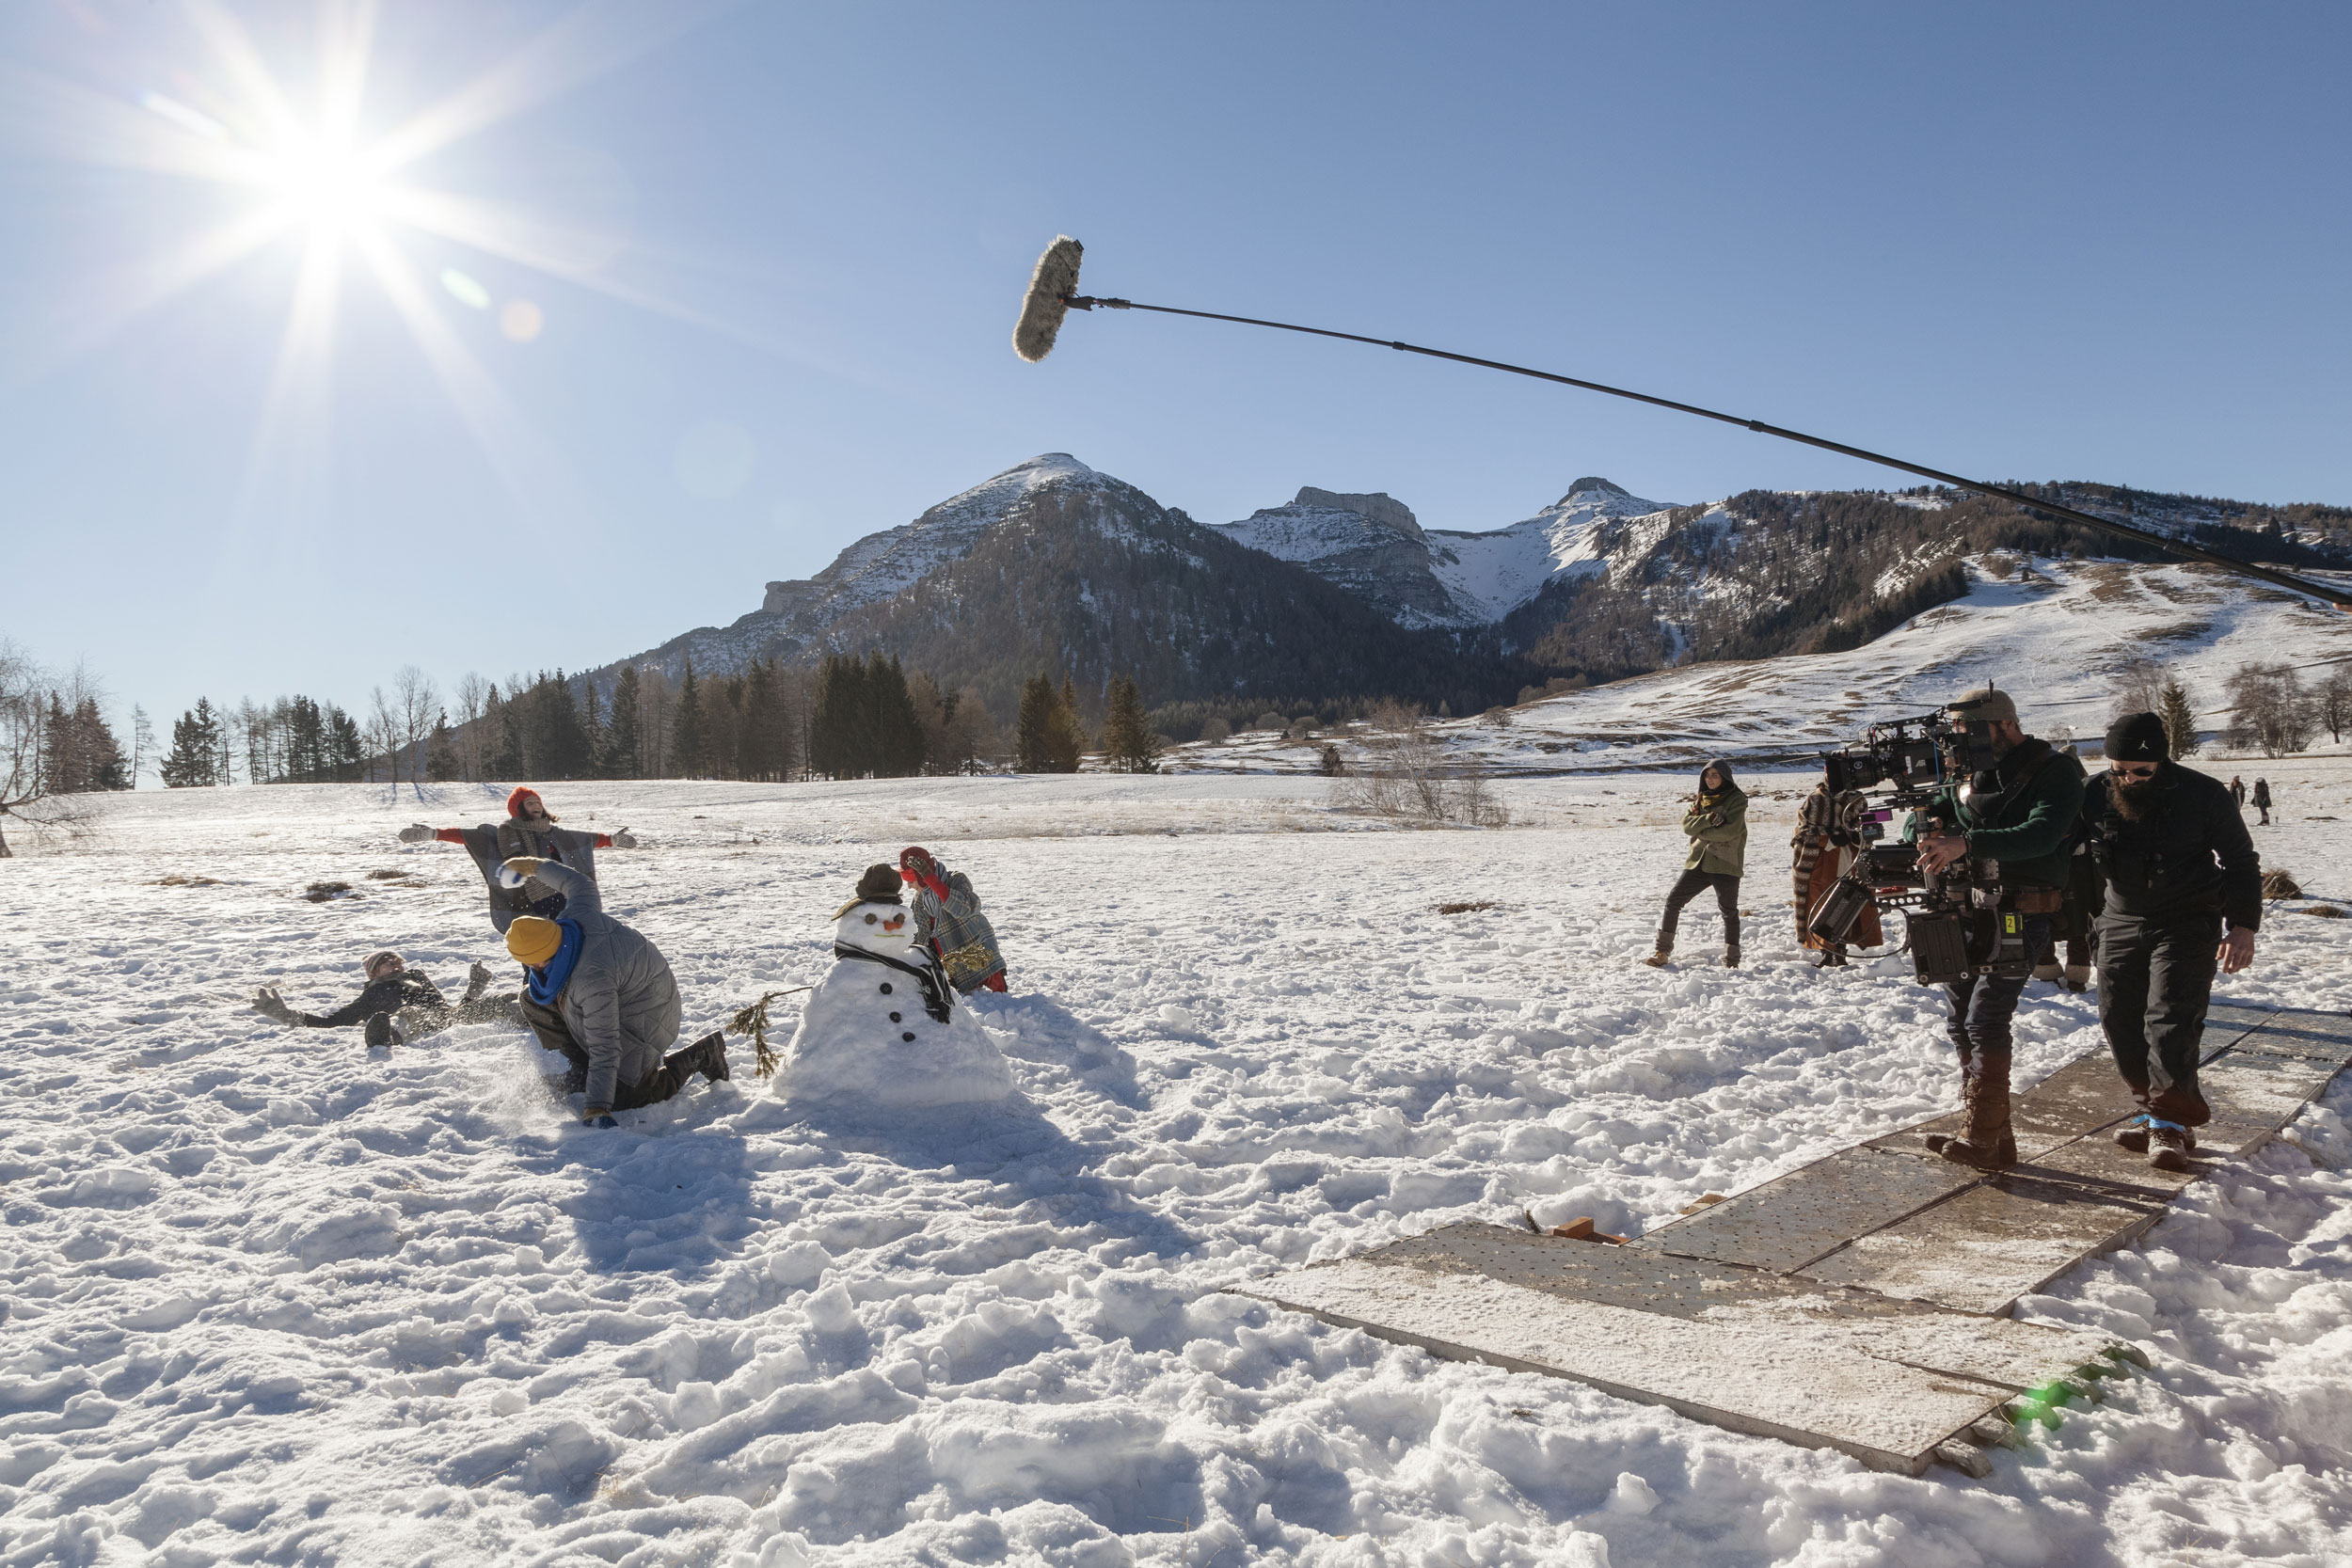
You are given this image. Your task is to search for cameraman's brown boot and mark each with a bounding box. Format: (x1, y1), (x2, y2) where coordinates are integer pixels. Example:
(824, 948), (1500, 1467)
(1928, 1055), (2015, 1170)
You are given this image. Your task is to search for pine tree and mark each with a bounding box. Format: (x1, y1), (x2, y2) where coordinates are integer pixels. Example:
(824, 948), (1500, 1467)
(2158, 679), (2200, 759)
(485, 685), (523, 778)
(77, 699), (129, 791)
(807, 655), (867, 778)
(161, 699), (221, 788)
(1015, 673), (1057, 772)
(870, 655), (926, 777)
(672, 657), (706, 777)
(426, 711), (458, 781)
(1045, 676), (1085, 772)
(1102, 675), (1159, 773)
(579, 680), (605, 779)
(738, 659), (781, 782)
(326, 706), (365, 782)
(605, 666), (644, 778)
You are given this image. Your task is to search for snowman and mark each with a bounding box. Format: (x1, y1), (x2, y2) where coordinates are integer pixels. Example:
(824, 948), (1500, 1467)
(777, 863), (1015, 1108)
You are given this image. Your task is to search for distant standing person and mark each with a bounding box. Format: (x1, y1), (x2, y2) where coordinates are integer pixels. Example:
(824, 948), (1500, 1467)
(1644, 759), (1747, 969)
(2229, 775), (2247, 807)
(2082, 712), (2261, 1172)
(1792, 778), (1880, 969)
(399, 787), (637, 932)
(899, 846), (1009, 992)
(2251, 778), (2272, 825)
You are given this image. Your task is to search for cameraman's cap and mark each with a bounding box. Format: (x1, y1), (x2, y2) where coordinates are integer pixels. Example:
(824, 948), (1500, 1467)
(2105, 711), (2169, 762)
(1948, 687), (2017, 723)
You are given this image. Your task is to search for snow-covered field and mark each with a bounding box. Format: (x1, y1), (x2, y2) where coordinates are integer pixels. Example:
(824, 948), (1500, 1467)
(7, 753), (2352, 1565)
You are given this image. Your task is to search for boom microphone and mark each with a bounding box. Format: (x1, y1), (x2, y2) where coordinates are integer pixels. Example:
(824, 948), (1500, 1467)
(1011, 235), (1084, 363)
(1011, 235), (2352, 610)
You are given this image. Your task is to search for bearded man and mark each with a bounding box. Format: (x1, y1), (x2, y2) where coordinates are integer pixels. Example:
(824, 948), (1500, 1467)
(2081, 711), (2261, 1171)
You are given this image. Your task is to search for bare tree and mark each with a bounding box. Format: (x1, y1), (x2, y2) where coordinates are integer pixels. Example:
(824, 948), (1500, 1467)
(2318, 665), (2352, 747)
(2108, 654), (2167, 721)
(391, 666), (438, 792)
(0, 641), (91, 856)
(2223, 662), (2314, 757)
(454, 672), (489, 781)
(131, 704), (154, 787)
(1328, 701), (1508, 826)
(365, 686), (401, 785)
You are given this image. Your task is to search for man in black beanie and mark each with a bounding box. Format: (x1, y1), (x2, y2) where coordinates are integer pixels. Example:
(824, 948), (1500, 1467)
(2082, 710), (2261, 1171)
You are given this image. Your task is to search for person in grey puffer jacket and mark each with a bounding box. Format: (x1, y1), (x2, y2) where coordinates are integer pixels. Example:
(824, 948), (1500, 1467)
(501, 859), (725, 1123)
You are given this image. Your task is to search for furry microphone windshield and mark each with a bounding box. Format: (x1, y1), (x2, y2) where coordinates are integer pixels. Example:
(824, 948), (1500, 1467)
(1011, 235), (1084, 362)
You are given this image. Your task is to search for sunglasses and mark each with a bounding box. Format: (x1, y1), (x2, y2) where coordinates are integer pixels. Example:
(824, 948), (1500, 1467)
(2108, 763), (2159, 779)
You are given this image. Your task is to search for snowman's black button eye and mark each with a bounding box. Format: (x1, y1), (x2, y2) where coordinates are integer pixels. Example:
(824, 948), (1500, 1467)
(879, 982), (892, 994)
(889, 1012), (901, 1022)
(901, 1032), (915, 1042)
(864, 913), (877, 925)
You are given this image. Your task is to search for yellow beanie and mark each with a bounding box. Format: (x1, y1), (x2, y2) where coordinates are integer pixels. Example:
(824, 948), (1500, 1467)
(506, 916), (563, 968)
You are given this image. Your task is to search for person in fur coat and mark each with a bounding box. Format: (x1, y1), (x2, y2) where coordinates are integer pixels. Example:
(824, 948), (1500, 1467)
(1792, 780), (1882, 967)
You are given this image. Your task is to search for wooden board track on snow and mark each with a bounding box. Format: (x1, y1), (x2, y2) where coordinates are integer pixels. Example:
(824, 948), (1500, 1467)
(1236, 1001), (2351, 1477)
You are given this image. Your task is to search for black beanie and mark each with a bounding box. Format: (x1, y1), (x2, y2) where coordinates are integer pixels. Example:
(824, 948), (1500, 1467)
(2106, 711), (2168, 763)
(854, 863), (904, 902)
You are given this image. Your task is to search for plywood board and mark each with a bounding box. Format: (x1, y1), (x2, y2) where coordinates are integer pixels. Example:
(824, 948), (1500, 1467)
(1800, 1175), (2165, 1314)
(1244, 1258), (2015, 1474)
(1641, 1148), (1975, 1273)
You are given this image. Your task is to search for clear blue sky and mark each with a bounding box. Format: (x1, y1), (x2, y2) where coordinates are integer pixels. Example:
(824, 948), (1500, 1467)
(3, 1), (2347, 734)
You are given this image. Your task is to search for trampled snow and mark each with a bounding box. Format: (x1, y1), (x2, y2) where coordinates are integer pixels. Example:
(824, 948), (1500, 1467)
(8, 739), (2352, 1563)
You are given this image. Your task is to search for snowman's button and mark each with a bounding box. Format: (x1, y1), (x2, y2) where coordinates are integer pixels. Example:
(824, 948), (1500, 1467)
(901, 1032), (915, 1042)
(889, 1012), (901, 1022)
(879, 982), (893, 994)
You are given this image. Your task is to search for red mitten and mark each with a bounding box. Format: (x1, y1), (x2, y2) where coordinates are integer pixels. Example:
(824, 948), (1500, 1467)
(918, 870), (950, 902)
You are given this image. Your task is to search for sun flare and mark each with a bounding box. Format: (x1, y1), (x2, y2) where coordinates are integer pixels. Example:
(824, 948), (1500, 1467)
(261, 133), (389, 236)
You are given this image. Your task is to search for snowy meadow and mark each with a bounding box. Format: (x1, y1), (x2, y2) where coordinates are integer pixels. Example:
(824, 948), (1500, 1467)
(6, 762), (2352, 1567)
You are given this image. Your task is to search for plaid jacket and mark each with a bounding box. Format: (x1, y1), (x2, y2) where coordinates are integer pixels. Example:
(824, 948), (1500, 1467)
(911, 867), (1008, 993)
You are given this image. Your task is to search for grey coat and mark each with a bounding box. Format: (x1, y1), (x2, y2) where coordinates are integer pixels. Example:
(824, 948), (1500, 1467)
(532, 863), (681, 1111)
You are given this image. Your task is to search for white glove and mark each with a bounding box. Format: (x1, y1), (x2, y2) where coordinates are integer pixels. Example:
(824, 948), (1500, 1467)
(612, 831), (638, 849)
(397, 824), (433, 844)
(502, 856), (545, 878)
(253, 987), (298, 1024)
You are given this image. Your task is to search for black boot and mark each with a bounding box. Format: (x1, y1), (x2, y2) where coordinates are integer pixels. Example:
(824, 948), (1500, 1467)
(667, 1030), (729, 1085)
(364, 1012), (396, 1048)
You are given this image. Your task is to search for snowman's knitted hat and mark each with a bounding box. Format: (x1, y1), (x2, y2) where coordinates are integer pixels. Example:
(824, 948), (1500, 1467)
(855, 863), (903, 902)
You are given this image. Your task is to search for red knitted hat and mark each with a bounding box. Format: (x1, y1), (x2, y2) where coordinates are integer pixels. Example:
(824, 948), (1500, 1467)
(899, 846), (933, 875)
(507, 787), (548, 819)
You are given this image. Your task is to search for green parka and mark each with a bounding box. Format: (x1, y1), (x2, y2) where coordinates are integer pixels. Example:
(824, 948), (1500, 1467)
(1682, 759), (1749, 876)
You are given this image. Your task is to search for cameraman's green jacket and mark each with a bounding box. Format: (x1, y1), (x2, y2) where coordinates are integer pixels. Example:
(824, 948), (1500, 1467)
(1908, 736), (2084, 888)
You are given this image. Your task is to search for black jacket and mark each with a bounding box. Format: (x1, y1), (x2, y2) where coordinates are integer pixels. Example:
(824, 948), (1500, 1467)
(302, 970), (445, 1027)
(2083, 763), (2262, 931)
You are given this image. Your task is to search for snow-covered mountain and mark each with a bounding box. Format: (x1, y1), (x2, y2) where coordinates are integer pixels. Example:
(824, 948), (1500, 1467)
(1213, 478), (1675, 627)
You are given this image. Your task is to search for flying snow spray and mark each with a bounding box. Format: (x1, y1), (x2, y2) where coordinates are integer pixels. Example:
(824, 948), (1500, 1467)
(1011, 236), (2352, 609)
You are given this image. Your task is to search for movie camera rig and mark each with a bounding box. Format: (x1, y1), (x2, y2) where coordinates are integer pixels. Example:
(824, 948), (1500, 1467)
(1806, 708), (2039, 986)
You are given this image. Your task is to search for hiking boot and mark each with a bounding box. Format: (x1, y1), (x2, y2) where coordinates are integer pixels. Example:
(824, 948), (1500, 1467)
(2149, 1125), (2194, 1172)
(2064, 965), (2091, 992)
(1930, 1132), (2017, 1170)
(1724, 949), (1741, 969)
(1641, 952), (1671, 968)
(2114, 1117), (2197, 1155)
(363, 1013), (396, 1048)
(463, 960), (494, 1004)
(1814, 949), (1848, 969)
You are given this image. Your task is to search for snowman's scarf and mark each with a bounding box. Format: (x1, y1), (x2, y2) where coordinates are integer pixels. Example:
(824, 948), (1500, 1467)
(832, 944), (954, 1023)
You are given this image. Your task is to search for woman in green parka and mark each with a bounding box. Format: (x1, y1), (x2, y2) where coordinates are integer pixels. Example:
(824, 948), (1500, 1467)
(1643, 758), (1749, 969)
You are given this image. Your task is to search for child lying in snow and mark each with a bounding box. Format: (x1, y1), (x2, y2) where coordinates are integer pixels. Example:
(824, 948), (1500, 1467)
(253, 950), (519, 1047)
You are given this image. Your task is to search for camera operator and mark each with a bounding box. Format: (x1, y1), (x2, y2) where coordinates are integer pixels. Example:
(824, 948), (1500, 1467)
(1910, 688), (2086, 1170)
(2083, 711), (2260, 1172)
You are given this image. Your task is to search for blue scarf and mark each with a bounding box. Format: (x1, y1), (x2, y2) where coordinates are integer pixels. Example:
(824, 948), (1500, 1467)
(525, 919), (583, 1006)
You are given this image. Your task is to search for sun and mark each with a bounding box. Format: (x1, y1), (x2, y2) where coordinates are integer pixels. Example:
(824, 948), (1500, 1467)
(8, 2), (728, 523)
(261, 132), (390, 237)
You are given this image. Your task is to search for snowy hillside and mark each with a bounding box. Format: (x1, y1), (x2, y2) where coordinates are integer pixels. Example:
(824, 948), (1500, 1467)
(8, 767), (2352, 1564)
(1176, 553), (2352, 777)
